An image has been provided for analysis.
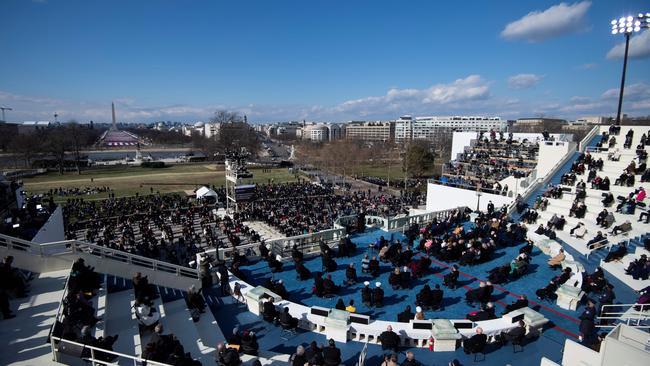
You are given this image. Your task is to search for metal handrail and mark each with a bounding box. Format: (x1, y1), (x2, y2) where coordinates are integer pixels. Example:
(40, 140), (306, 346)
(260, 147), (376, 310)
(47, 263), (74, 351)
(0, 233), (200, 279)
(596, 303), (650, 329)
(51, 336), (171, 366)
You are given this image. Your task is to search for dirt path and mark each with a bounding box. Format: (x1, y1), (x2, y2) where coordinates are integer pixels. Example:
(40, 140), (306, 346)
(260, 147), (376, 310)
(25, 171), (225, 186)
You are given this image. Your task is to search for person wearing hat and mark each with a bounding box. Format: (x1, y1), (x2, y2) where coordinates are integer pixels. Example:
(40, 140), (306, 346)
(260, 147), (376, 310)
(361, 281), (373, 306)
(322, 339), (341, 366)
(274, 279), (288, 299)
(414, 306), (425, 320)
(373, 282), (384, 307)
(240, 329), (259, 356)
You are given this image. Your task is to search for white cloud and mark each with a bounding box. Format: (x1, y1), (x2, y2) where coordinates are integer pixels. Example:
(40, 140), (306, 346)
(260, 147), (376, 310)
(333, 75), (491, 116)
(606, 31), (650, 59)
(501, 1), (591, 42)
(507, 74), (543, 89)
(601, 82), (650, 100)
(3, 78), (650, 124)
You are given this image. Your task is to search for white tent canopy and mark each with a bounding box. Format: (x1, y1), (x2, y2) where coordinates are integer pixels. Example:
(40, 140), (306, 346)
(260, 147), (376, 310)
(196, 186), (218, 199)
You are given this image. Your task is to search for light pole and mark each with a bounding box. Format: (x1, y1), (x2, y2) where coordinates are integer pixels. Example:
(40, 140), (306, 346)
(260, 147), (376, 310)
(610, 13), (649, 125)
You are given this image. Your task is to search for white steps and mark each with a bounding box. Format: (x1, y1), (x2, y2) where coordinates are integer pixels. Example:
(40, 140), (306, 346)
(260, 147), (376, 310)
(104, 290), (141, 365)
(0, 269), (69, 366)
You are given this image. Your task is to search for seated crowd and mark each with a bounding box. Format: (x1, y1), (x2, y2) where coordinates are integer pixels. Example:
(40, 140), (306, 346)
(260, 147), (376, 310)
(441, 130), (539, 195)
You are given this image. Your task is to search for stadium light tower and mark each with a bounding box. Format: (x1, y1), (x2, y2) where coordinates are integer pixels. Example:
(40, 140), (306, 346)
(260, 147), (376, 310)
(610, 13), (649, 125)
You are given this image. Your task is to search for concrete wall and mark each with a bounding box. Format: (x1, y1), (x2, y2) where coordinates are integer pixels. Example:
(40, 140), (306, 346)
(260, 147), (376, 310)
(32, 206), (65, 244)
(540, 358), (561, 366)
(561, 339), (601, 366)
(425, 183), (513, 212)
(536, 140), (573, 180)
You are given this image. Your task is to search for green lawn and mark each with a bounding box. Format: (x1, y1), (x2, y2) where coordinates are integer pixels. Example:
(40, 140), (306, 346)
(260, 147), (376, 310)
(347, 162), (440, 179)
(22, 164), (300, 202)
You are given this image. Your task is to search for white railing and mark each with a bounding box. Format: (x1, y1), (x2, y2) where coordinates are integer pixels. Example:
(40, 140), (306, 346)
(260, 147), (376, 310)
(0, 233), (200, 279)
(205, 226), (347, 263)
(586, 238), (612, 258)
(578, 126), (600, 152)
(51, 336), (171, 366)
(597, 303), (650, 329)
(356, 341), (369, 366)
(507, 142), (578, 216)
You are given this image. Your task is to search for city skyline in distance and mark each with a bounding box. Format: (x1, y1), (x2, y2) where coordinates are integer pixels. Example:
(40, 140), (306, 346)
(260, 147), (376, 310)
(1, 0), (649, 123)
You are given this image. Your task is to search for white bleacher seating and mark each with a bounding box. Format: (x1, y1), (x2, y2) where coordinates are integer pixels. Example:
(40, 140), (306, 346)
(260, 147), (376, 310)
(105, 289), (141, 358)
(601, 247), (650, 292)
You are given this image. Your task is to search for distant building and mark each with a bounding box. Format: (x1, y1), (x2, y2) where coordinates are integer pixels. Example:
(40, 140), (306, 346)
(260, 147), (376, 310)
(515, 117), (566, 127)
(203, 122), (220, 138)
(302, 124), (329, 142)
(345, 121), (395, 141)
(576, 116), (607, 125)
(327, 124), (345, 141)
(395, 115), (505, 141)
(18, 121), (52, 134)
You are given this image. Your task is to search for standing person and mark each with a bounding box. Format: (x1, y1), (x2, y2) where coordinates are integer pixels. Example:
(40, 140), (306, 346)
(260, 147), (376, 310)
(218, 262), (230, 296)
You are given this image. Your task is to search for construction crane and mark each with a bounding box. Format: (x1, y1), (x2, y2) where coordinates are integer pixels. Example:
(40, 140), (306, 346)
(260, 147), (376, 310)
(0, 106), (12, 122)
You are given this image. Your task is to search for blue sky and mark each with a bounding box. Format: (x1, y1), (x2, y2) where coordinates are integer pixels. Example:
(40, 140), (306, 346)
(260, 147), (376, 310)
(1, 0), (649, 123)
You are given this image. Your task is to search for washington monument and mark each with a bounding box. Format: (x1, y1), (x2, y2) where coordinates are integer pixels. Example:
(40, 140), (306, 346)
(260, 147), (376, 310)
(111, 101), (117, 130)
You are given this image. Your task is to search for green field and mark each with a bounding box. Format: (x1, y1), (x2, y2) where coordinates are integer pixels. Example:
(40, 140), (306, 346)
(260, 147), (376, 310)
(346, 162), (440, 180)
(22, 164), (300, 202)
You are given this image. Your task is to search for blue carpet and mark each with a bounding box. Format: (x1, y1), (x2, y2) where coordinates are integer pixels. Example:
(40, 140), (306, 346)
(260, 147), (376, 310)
(228, 227), (586, 363)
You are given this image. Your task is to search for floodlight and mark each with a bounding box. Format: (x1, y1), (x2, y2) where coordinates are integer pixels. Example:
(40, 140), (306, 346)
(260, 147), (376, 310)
(619, 17), (625, 23)
(635, 20), (641, 26)
(612, 19), (618, 24)
(612, 29), (618, 35)
(640, 13), (645, 18)
(635, 27), (641, 32)
(627, 16), (634, 22)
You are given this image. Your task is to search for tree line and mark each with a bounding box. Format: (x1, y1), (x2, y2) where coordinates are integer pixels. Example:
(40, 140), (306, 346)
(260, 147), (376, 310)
(192, 110), (261, 159)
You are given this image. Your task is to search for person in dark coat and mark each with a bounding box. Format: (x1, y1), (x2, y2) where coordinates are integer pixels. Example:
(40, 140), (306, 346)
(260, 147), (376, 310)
(290, 345), (308, 366)
(463, 327), (487, 354)
(218, 263), (230, 296)
(304, 341), (323, 365)
(443, 266), (459, 289)
(498, 320), (526, 345)
(378, 325), (400, 352)
(373, 282), (384, 307)
(397, 305), (414, 323)
(503, 295), (528, 315)
(240, 330), (259, 356)
(361, 281), (372, 306)
(322, 339), (341, 366)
